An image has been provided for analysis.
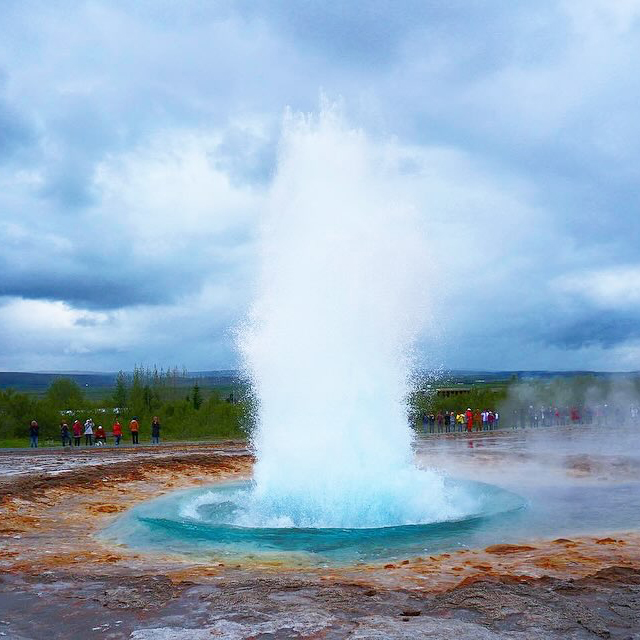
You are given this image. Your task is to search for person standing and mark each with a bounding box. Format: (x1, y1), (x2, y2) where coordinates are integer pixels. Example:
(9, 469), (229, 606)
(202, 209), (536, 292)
(72, 419), (82, 446)
(29, 420), (39, 448)
(151, 416), (161, 445)
(465, 408), (473, 432)
(112, 419), (122, 446)
(130, 417), (139, 444)
(60, 422), (71, 446)
(83, 418), (94, 446)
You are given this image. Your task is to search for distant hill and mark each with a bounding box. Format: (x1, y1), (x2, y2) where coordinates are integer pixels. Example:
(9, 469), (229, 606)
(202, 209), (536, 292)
(0, 372), (117, 392)
(445, 370), (639, 380)
(0, 370), (243, 393)
(1, 369), (636, 394)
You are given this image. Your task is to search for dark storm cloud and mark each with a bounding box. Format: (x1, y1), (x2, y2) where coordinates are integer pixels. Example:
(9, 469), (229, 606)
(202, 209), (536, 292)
(0, 246), (235, 310)
(232, 0), (546, 66)
(0, 270), (166, 309)
(35, 101), (116, 208)
(0, 88), (35, 161)
(545, 313), (640, 350)
(0, 105), (30, 159)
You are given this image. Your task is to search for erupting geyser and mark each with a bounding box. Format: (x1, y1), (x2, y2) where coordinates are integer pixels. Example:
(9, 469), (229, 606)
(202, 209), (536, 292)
(234, 107), (475, 528)
(105, 108), (526, 562)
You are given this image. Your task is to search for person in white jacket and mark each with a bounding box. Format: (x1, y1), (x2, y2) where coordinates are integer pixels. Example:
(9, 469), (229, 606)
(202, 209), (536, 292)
(83, 418), (94, 446)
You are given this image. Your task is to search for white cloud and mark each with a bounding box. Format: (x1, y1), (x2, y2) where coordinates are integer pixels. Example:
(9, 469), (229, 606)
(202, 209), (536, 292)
(553, 266), (640, 309)
(0, 298), (108, 331)
(92, 128), (263, 255)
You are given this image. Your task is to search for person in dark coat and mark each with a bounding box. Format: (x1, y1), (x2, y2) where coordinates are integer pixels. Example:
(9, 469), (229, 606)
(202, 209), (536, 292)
(60, 422), (71, 446)
(29, 420), (39, 448)
(151, 416), (161, 445)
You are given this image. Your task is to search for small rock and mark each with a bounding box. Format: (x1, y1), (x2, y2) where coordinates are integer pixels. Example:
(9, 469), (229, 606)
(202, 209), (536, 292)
(484, 544), (536, 554)
(596, 538), (616, 545)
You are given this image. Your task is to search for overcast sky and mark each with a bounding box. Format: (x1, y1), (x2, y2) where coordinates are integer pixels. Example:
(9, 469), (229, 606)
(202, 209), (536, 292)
(1, 0), (639, 373)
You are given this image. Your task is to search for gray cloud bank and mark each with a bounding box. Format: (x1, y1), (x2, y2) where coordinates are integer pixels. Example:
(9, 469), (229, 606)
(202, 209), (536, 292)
(0, 1), (639, 371)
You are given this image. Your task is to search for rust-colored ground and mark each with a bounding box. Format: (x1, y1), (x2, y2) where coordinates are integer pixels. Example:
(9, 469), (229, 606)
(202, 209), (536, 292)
(2, 442), (639, 590)
(1, 437), (639, 639)
(0, 444), (252, 576)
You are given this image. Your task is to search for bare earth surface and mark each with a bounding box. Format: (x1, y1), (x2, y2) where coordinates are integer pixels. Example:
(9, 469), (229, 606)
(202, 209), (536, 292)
(1, 429), (640, 639)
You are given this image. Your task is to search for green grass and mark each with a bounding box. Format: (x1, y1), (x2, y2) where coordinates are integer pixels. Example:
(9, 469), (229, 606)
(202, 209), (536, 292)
(0, 435), (247, 448)
(0, 438), (29, 448)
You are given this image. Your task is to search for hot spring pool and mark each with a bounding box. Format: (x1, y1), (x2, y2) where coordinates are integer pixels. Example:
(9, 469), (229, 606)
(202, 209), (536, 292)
(101, 479), (525, 566)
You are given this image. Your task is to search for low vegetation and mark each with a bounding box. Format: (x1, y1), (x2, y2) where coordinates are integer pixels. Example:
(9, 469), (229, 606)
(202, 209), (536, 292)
(0, 367), (249, 446)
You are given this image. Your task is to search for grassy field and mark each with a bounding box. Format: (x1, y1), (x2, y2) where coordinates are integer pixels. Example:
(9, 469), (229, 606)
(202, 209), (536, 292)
(0, 438), (30, 448)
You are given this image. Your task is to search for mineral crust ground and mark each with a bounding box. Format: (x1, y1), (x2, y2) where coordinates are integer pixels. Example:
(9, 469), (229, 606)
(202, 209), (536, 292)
(1, 430), (639, 639)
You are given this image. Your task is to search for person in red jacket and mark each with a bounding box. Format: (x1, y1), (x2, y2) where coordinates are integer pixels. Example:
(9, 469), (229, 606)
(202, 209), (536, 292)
(112, 419), (123, 446)
(72, 419), (82, 446)
(465, 408), (473, 432)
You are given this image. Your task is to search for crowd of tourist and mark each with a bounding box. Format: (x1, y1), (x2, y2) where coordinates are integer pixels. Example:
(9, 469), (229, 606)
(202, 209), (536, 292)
(25, 402), (640, 447)
(507, 404), (640, 429)
(28, 416), (161, 448)
(420, 403), (640, 434)
(421, 409), (500, 433)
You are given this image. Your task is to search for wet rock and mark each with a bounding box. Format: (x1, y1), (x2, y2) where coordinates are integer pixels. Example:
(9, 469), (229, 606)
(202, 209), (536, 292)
(93, 575), (183, 610)
(429, 569), (640, 638)
(589, 566), (640, 585)
(348, 614), (508, 639)
(484, 544), (537, 554)
(90, 503), (125, 513)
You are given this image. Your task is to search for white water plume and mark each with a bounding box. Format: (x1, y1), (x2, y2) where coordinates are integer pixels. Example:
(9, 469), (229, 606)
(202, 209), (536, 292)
(234, 106), (474, 528)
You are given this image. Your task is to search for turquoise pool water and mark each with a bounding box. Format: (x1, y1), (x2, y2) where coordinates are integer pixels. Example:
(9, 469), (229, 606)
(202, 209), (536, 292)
(101, 479), (526, 566)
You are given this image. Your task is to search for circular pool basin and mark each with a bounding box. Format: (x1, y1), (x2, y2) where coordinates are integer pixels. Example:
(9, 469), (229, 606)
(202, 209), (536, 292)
(101, 479), (525, 566)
